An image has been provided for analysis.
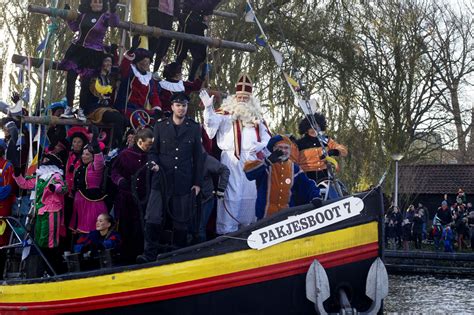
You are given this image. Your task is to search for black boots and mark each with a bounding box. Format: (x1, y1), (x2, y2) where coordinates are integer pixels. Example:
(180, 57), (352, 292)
(136, 223), (162, 264)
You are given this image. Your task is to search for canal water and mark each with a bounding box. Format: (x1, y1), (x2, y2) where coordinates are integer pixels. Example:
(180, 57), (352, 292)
(385, 274), (474, 313)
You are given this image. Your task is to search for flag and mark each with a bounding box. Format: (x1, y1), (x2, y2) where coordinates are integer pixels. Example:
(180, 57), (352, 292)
(270, 47), (283, 67)
(284, 72), (300, 90)
(18, 67), (24, 84)
(36, 38), (47, 52)
(26, 153), (38, 176)
(256, 34), (267, 47)
(244, 3), (255, 23)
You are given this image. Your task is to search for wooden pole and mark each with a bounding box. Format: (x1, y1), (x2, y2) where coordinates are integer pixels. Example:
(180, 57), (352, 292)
(20, 115), (115, 128)
(11, 54), (60, 69)
(130, 0), (148, 49)
(213, 10), (238, 19)
(28, 5), (256, 52)
(21, 115), (91, 126)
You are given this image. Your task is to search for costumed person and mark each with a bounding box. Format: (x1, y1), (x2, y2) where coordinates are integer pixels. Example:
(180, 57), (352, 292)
(244, 135), (320, 219)
(111, 128), (153, 264)
(74, 213), (121, 256)
(64, 127), (90, 249)
(0, 90), (27, 117)
(69, 126), (108, 234)
(147, 0), (176, 72)
(137, 93), (202, 263)
(175, 0), (222, 81)
(45, 100), (70, 159)
(0, 139), (16, 280)
(296, 113), (348, 183)
(115, 36), (162, 121)
(158, 62), (204, 113)
(193, 150), (230, 243)
(60, 0), (119, 121)
(13, 152), (68, 271)
(79, 53), (126, 148)
(1, 119), (20, 168)
(200, 74), (271, 235)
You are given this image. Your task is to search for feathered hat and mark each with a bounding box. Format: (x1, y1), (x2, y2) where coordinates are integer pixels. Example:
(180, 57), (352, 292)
(67, 126), (91, 144)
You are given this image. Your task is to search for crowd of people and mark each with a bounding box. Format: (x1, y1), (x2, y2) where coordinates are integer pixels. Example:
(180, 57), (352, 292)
(384, 189), (474, 252)
(0, 0), (349, 276)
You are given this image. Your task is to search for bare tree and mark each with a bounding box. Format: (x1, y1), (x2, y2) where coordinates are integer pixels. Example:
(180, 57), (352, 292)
(425, 2), (474, 162)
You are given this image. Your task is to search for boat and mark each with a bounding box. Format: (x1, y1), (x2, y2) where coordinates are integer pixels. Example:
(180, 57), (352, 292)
(0, 187), (387, 314)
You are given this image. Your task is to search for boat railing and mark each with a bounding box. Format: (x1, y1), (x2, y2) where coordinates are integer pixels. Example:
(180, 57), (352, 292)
(0, 215), (57, 277)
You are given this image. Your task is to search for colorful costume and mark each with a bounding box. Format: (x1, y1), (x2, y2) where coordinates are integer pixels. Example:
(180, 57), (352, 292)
(14, 165), (67, 248)
(296, 114), (348, 183)
(111, 145), (148, 263)
(60, 4), (119, 110)
(70, 153), (107, 233)
(115, 50), (162, 118)
(74, 229), (121, 254)
(60, 10), (119, 76)
(296, 134), (348, 182)
(0, 156), (15, 247)
(203, 75), (271, 234)
(244, 135), (320, 219)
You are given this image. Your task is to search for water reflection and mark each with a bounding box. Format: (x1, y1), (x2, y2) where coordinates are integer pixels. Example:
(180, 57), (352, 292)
(385, 274), (474, 314)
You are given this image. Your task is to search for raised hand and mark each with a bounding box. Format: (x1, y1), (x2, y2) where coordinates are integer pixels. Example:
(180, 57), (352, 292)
(11, 92), (20, 104)
(199, 90), (214, 108)
(267, 149), (284, 164)
(130, 36), (141, 53)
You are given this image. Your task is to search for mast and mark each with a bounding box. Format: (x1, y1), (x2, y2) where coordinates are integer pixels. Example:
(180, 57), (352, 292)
(130, 0), (148, 49)
(28, 5), (257, 53)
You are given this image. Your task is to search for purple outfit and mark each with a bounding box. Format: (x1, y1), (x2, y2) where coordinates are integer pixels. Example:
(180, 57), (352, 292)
(60, 12), (119, 74)
(70, 153), (107, 233)
(111, 145), (148, 263)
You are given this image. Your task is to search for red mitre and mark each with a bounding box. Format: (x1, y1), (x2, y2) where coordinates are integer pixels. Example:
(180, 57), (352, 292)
(235, 73), (253, 96)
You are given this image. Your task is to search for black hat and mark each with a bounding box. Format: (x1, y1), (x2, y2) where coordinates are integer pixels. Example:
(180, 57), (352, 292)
(42, 152), (65, 169)
(170, 92), (190, 105)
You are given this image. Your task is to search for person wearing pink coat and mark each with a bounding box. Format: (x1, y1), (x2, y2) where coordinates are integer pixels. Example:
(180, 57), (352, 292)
(69, 127), (107, 234)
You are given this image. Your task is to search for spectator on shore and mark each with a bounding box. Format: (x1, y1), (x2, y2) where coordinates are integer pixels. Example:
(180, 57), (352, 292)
(412, 209), (423, 249)
(405, 204), (416, 223)
(442, 225), (454, 252)
(417, 202), (428, 240)
(468, 211), (474, 251)
(457, 188), (467, 205)
(401, 218), (412, 250)
(454, 213), (470, 251)
(436, 200), (453, 226)
(388, 206), (403, 248)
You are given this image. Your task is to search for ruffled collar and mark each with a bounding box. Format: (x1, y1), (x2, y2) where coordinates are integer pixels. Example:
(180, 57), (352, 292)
(131, 65), (152, 86)
(36, 165), (63, 180)
(159, 79), (185, 92)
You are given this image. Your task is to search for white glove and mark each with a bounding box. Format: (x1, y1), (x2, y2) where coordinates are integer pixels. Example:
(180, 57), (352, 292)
(250, 141), (266, 155)
(199, 89), (215, 108)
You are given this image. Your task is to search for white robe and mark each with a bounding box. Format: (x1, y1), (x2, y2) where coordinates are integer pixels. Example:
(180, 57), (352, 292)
(203, 106), (270, 234)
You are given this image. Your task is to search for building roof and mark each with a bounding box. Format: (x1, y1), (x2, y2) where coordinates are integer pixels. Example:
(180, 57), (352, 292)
(399, 164), (474, 194)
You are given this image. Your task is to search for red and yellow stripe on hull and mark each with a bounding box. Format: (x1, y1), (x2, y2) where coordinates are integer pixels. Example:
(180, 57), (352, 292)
(0, 222), (379, 314)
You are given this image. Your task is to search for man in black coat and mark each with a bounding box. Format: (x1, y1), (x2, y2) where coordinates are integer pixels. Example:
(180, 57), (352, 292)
(137, 92), (202, 263)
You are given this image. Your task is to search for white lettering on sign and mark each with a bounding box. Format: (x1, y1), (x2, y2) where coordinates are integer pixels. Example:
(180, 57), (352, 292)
(247, 197), (364, 250)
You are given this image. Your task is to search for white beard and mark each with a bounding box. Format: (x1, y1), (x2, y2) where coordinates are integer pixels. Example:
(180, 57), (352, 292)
(220, 95), (263, 126)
